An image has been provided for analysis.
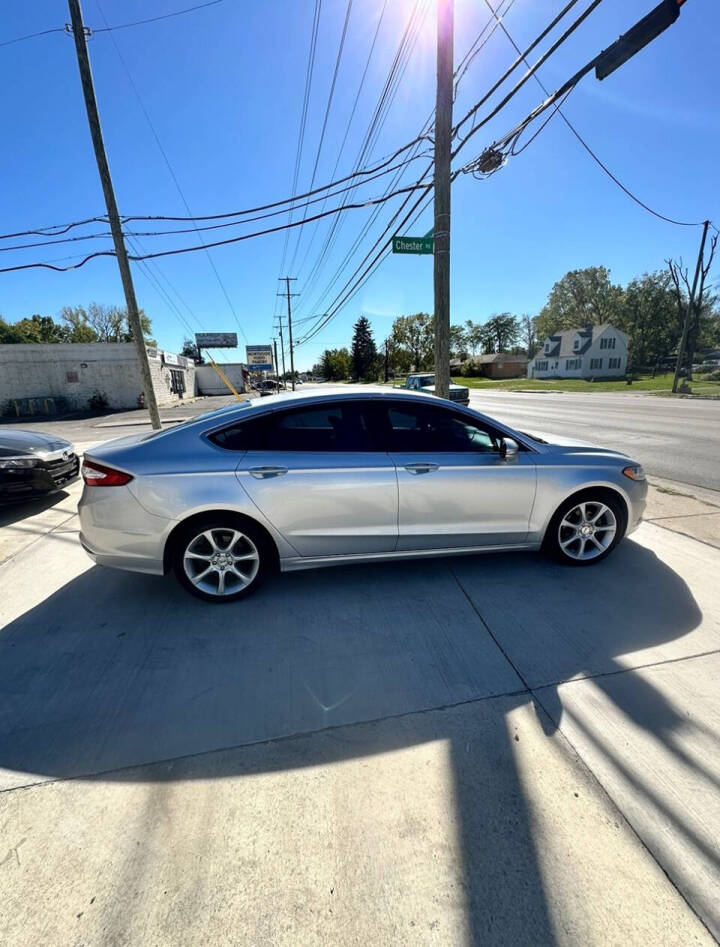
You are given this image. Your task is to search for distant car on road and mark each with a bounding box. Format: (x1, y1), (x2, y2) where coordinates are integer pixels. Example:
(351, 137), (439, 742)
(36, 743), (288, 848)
(257, 380), (285, 396)
(0, 430), (79, 502)
(398, 373), (470, 406)
(78, 391), (647, 602)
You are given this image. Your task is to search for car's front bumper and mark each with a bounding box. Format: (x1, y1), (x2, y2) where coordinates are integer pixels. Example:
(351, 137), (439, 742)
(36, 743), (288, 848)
(0, 454), (79, 501)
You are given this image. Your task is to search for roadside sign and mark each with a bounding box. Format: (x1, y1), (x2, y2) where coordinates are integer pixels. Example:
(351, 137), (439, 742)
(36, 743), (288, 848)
(195, 332), (238, 349)
(246, 345), (274, 371)
(392, 235), (434, 255)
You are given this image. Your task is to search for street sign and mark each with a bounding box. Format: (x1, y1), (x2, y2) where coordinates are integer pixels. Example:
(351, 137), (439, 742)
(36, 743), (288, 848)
(195, 332), (238, 349)
(246, 345), (274, 371)
(392, 235), (434, 255)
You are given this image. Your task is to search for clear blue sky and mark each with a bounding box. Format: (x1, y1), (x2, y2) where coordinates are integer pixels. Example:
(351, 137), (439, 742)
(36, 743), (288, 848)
(1, 0), (717, 369)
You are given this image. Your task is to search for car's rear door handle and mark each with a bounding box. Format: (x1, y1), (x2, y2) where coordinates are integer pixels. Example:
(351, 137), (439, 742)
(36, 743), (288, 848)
(404, 463), (439, 475)
(249, 466), (289, 479)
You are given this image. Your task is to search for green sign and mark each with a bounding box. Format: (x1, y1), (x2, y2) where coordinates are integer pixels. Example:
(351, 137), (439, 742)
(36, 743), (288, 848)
(392, 235), (434, 255)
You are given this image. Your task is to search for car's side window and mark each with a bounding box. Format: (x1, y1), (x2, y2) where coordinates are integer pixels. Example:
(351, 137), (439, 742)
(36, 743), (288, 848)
(384, 403), (503, 453)
(207, 414), (270, 451)
(209, 403), (376, 452)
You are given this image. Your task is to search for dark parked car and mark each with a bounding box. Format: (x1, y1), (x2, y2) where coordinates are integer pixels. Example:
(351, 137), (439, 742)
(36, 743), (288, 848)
(0, 430), (79, 502)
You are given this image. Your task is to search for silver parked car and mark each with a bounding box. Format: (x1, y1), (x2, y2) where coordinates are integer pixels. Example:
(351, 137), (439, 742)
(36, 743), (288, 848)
(78, 390), (647, 602)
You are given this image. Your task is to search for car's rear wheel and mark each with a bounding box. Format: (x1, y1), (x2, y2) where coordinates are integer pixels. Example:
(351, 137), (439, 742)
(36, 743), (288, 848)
(172, 516), (270, 602)
(544, 493), (625, 566)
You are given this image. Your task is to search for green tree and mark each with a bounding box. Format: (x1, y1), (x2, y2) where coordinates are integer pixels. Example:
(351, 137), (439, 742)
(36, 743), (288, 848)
(482, 313), (521, 353)
(449, 323), (468, 359)
(615, 271), (678, 369)
(319, 347), (351, 380)
(0, 314), (69, 343)
(392, 313), (434, 370)
(463, 320), (485, 355)
(536, 267), (624, 341)
(350, 315), (378, 381)
(58, 307), (99, 343)
(181, 338), (204, 363)
(60, 302), (153, 343)
(519, 314), (538, 358)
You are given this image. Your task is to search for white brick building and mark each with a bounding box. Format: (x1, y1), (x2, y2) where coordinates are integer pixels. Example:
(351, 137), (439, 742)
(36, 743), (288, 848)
(0, 343), (196, 415)
(527, 324), (628, 379)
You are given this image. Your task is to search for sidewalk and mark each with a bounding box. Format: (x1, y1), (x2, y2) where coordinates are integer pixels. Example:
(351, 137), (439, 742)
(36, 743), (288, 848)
(645, 476), (720, 549)
(1, 505), (719, 944)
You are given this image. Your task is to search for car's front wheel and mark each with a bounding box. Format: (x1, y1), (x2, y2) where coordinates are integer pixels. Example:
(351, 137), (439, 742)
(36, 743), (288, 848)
(172, 516), (270, 602)
(544, 493), (625, 566)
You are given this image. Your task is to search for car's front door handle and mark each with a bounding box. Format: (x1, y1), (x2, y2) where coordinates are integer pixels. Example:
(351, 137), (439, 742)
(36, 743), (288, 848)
(249, 466), (289, 479)
(404, 463), (439, 475)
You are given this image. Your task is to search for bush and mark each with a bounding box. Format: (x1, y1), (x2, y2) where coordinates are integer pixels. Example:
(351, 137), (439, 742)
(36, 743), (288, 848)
(88, 390), (109, 411)
(461, 361), (485, 377)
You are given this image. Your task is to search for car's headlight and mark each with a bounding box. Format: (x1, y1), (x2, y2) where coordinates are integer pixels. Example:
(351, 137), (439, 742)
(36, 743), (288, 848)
(622, 465), (646, 482)
(0, 458), (37, 469)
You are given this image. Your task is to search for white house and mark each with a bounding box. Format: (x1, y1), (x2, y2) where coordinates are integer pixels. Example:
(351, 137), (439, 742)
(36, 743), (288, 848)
(527, 324), (628, 379)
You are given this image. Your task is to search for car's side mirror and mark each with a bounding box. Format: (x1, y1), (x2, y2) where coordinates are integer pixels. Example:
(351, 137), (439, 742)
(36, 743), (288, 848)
(499, 437), (519, 460)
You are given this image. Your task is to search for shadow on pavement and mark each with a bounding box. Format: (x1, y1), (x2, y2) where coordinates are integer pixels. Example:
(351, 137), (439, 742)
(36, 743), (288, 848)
(0, 490), (70, 528)
(0, 539), (706, 943)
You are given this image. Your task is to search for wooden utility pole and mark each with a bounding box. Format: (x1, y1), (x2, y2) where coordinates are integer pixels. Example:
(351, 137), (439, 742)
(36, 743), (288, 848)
(278, 277), (298, 391)
(67, 0), (161, 429)
(273, 338), (280, 380)
(276, 317), (287, 382)
(433, 0), (454, 400)
(672, 220), (710, 394)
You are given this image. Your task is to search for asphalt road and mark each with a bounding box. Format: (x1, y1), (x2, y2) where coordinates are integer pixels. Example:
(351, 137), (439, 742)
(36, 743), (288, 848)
(464, 389), (720, 491)
(1, 385), (718, 489)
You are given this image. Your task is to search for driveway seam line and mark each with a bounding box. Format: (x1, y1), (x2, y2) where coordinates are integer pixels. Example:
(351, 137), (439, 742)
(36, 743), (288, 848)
(649, 520), (720, 550)
(449, 564), (533, 692)
(0, 508), (78, 570)
(529, 683), (720, 945)
(531, 646), (720, 693)
(448, 563), (719, 942)
(0, 685), (531, 797)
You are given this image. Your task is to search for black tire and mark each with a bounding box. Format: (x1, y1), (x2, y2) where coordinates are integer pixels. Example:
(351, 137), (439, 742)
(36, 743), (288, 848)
(171, 514), (272, 603)
(544, 492), (626, 567)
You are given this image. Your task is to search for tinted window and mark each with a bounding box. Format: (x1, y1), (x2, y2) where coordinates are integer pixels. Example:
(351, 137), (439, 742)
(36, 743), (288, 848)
(383, 403), (502, 453)
(209, 402), (375, 452)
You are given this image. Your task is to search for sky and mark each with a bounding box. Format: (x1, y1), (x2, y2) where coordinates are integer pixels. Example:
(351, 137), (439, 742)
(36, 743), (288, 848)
(1, 0), (718, 370)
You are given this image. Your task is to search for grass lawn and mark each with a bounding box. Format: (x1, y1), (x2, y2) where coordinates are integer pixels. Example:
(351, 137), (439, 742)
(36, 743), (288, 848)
(446, 372), (720, 394)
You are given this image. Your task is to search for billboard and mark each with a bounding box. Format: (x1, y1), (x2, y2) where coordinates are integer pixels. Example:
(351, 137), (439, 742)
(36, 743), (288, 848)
(246, 345), (274, 371)
(195, 332), (238, 349)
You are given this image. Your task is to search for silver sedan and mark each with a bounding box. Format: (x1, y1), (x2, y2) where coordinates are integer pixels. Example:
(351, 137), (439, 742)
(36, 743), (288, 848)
(78, 390), (648, 602)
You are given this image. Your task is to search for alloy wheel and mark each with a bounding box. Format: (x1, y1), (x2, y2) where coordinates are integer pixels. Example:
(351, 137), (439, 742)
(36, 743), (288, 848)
(557, 501), (617, 562)
(182, 528), (260, 597)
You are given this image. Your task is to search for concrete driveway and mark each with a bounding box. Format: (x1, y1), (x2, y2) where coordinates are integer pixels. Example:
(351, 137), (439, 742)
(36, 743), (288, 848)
(1, 492), (719, 944)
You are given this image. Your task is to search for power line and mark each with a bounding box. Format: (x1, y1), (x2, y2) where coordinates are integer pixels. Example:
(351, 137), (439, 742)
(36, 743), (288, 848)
(0, 153), (433, 255)
(273, 0), (323, 313)
(94, 0), (226, 33)
(0, 178), (432, 274)
(290, 0), (390, 283)
(1, 0), (227, 49)
(295, 0), (587, 333)
(95, 0), (247, 341)
(453, 0), (602, 147)
(480, 0), (707, 228)
(0, 137), (429, 242)
(294, 0), (431, 316)
(0, 27), (64, 50)
(287, 0), (355, 275)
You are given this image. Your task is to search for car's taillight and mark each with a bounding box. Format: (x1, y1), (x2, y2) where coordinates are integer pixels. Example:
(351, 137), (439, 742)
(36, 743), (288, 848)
(81, 459), (133, 487)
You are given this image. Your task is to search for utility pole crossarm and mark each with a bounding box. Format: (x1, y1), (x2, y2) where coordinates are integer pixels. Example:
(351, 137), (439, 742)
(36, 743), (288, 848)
(66, 0), (161, 429)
